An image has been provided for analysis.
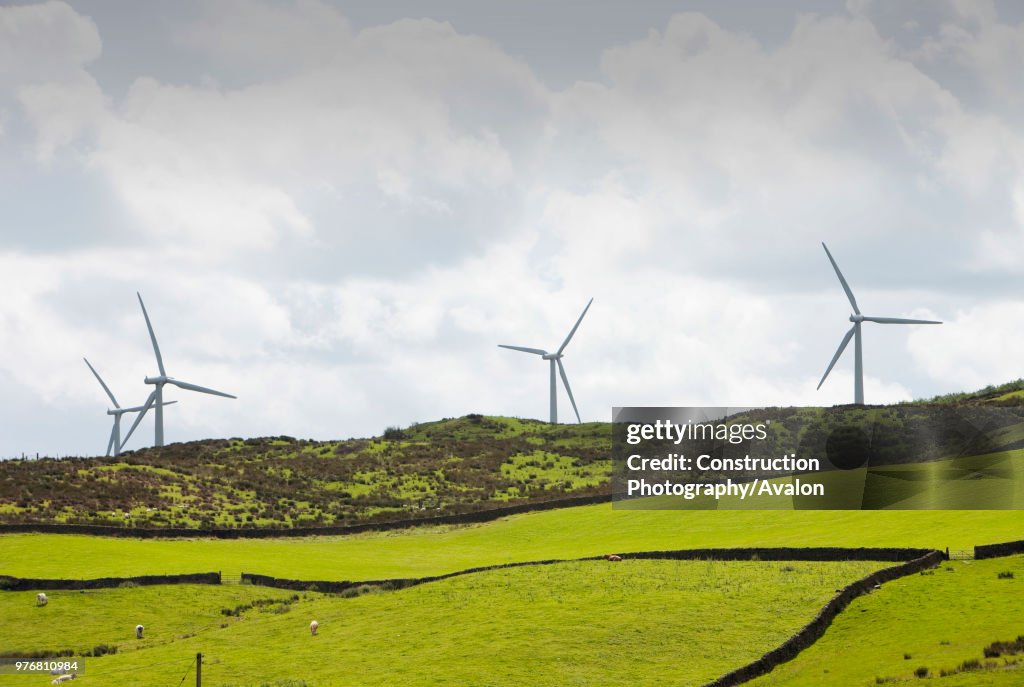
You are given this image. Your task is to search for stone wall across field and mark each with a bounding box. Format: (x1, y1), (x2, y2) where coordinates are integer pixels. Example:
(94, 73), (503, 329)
(0, 572), (221, 591)
(242, 558), (576, 594)
(975, 539), (1024, 559)
(624, 547), (936, 563)
(0, 493), (611, 539)
(702, 550), (945, 687)
(242, 547), (942, 597)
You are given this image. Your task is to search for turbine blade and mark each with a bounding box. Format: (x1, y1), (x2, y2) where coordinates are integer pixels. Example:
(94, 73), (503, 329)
(120, 391), (156, 448)
(106, 426), (116, 457)
(822, 243), (860, 315)
(557, 298), (593, 355)
(83, 357), (119, 408)
(862, 316), (942, 325)
(137, 292), (166, 376)
(168, 379), (236, 399)
(498, 345), (547, 356)
(817, 325), (856, 390)
(557, 359), (581, 424)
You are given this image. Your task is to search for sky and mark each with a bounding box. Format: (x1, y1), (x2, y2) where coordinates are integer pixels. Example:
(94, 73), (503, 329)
(2, 0), (1024, 457)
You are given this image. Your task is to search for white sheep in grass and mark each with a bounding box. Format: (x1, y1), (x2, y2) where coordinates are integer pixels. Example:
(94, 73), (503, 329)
(51, 675), (76, 684)
(36, 592), (48, 606)
(310, 620), (319, 636)
(135, 624), (144, 639)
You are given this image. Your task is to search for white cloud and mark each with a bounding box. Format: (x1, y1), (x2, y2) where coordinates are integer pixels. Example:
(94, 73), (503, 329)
(549, 11), (974, 273)
(9, 8), (545, 263)
(923, 0), (1024, 107)
(183, 0), (353, 75)
(17, 79), (106, 160)
(908, 303), (1024, 390)
(0, 1), (100, 87)
(1, 1), (106, 161)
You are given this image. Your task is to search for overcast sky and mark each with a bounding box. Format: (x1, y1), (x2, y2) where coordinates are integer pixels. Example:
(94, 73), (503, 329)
(3, 0), (1024, 457)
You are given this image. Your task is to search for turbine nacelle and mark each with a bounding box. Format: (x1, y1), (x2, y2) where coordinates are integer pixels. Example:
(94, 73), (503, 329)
(849, 314), (864, 323)
(541, 352), (562, 361)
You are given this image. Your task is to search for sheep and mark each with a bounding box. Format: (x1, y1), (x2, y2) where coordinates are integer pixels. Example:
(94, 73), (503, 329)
(36, 592), (48, 606)
(310, 620), (319, 636)
(135, 624), (144, 639)
(51, 675), (76, 684)
(604, 554), (622, 562)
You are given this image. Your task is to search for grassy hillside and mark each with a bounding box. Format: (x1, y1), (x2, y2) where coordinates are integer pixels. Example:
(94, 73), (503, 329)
(914, 378), (1024, 406)
(4, 379), (1024, 532)
(749, 555), (1024, 686)
(1, 506), (1021, 581)
(0, 560), (890, 687)
(0, 416), (610, 529)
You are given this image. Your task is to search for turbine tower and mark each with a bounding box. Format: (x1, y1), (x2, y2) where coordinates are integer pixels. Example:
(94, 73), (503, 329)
(817, 242), (941, 405)
(122, 292), (236, 448)
(499, 298), (592, 424)
(83, 358), (176, 456)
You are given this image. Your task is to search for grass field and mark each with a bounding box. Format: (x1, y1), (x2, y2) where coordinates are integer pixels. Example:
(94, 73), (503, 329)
(748, 554), (1024, 686)
(0, 585), (301, 657)
(1, 505), (1020, 581)
(0, 559), (891, 687)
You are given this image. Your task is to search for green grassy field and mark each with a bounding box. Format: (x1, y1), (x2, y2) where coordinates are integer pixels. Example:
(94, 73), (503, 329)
(748, 555), (1024, 686)
(0, 585), (301, 657)
(1, 505), (1021, 581)
(0, 560), (890, 687)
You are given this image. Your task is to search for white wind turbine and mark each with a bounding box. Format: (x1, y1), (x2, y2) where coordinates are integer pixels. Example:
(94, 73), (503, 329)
(817, 242), (941, 405)
(499, 298), (593, 424)
(121, 292), (236, 448)
(83, 358), (176, 457)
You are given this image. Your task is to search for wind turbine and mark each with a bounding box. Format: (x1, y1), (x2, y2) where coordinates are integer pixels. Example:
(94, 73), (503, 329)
(83, 358), (176, 457)
(817, 242), (941, 405)
(499, 298), (592, 424)
(122, 292), (236, 448)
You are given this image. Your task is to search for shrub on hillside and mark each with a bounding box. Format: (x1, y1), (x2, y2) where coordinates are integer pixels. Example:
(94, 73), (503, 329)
(383, 426), (406, 440)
